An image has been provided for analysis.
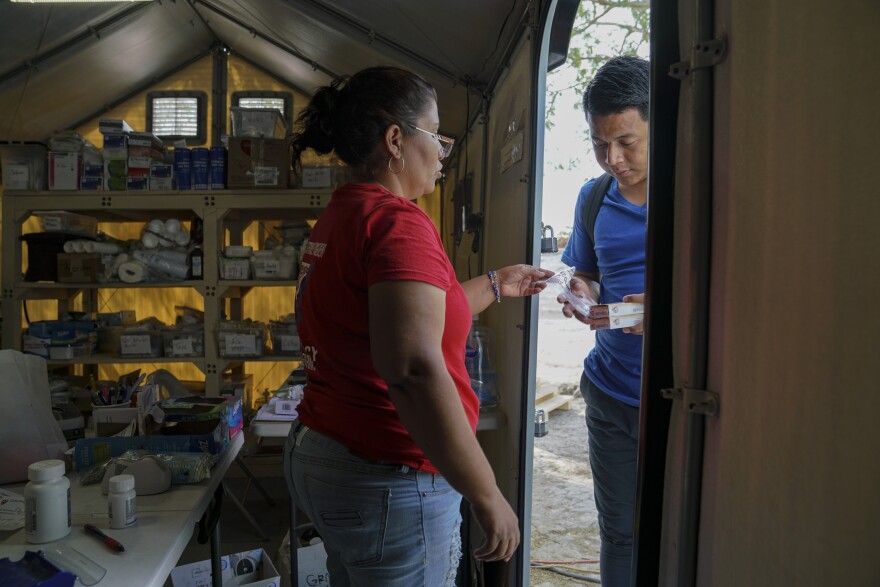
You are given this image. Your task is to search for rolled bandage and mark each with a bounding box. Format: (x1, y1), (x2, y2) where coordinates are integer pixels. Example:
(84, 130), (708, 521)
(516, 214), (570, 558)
(83, 241), (122, 254)
(118, 261), (147, 283)
(164, 218), (182, 235)
(142, 231), (160, 249)
(173, 230), (190, 247)
(63, 241), (78, 253)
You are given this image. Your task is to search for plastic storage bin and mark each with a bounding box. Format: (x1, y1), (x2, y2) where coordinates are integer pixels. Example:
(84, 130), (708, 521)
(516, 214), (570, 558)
(34, 211), (98, 238)
(269, 321), (301, 356)
(0, 142), (48, 191)
(219, 246), (252, 280)
(118, 329), (162, 358)
(250, 250), (297, 280)
(162, 328), (205, 358)
(218, 322), (266, 358)
(230, 107), (287, 139)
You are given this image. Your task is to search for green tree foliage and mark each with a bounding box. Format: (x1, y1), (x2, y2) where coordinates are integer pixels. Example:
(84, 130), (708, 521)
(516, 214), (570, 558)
(546, 1), (650, 170)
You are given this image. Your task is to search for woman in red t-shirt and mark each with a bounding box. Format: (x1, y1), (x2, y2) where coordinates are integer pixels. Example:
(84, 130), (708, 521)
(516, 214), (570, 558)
(283, 66), (551, 586)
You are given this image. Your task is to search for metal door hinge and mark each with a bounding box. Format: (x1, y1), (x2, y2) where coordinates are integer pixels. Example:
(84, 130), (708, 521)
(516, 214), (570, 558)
(669, 38), (727, 80)
(661, 387), (719, 416)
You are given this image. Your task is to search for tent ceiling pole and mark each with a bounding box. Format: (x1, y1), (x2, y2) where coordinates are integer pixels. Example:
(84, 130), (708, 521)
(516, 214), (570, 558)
(192, 0), (338, 79)
(211, 44), (228, 145)
(0, 3), (155, 86)
(54, 47), (213, 140)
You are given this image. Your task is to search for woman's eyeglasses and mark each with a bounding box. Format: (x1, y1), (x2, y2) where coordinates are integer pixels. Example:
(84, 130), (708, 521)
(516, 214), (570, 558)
(409, 125), (455, 160)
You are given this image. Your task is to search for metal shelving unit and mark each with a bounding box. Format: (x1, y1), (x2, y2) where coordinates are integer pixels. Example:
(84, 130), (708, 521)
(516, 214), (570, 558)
(0, 189), (330, 395)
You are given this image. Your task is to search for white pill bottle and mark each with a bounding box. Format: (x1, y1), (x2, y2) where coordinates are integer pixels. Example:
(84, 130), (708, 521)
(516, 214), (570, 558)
(24, 459), (71, 544)
(108, 474), (137, 529)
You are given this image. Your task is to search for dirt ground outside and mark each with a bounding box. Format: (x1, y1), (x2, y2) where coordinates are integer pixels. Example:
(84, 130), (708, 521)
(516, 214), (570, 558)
(529, 252), (602, 585)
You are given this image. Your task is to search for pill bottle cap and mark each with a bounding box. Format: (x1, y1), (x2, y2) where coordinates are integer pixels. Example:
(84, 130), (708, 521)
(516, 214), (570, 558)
(109, 474), (135, 492)
(27, 459), (65, 482)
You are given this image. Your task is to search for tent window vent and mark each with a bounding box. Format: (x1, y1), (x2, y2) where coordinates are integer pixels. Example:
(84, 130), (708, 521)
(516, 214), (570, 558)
(232, 91), (293, 132)
(147, 91), (207, 145)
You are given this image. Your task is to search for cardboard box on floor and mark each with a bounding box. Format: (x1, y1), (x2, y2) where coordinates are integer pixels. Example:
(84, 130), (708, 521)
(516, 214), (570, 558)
(228, 138), (291, 189)
(170, 548), (280, 587)
(276, 530), (329, 587)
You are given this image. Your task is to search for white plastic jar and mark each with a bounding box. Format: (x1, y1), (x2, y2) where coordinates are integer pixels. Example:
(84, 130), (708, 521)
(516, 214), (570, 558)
(107, 474), (137, 529)
(24, 459), (71, 544)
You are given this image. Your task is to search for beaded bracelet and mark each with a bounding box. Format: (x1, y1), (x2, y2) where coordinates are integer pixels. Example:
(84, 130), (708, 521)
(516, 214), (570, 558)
(488, 271), (501, 303)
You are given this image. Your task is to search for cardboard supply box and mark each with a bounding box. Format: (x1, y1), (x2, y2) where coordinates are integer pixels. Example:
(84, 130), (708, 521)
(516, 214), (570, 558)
(227, 138), (290, 189)
(230, 107), (287, 139)
(48, 151), (81, 190)
(277, 530), (330, 587)
(171, 548), (280, 587)
(57, 253), (105, 283)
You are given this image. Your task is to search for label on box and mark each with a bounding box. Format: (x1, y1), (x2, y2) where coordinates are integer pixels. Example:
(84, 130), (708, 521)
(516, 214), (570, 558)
(590, 313), (644, 331)
(222, 260), (248, 280)
(588, 302), (645, 319)
(42, 216), (62, 231)
(120, 334), (152, 355)
(81, 164), (104, 178)
(172, 338), (194, 356)
(49, 152), (80, 190)
(253, 166), (279, 186)
(277, 334), (300, 352)
(80, 177), (103, 191)
(150, 164), (173, 178)
(102, 133), (128, 149)
(302, 167), (332, 188)
(257, 259), (281, 276)
(6, 165), (29, 189)
(127, 177), (149, 190)
(225, 334), (256, 356)
(150, 177), (173, 190)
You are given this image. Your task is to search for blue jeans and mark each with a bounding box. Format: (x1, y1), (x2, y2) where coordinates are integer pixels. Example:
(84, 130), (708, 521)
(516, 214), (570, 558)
(283, 421), (463, 587)
(581, 372), (640, 587)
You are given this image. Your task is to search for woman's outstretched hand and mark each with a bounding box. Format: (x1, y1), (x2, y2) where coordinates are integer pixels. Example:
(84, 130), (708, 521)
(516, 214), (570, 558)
(495, 264), (554, 298)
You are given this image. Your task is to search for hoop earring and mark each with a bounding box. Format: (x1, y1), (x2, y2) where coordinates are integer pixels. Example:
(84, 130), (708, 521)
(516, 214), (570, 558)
(388, 156), (405, 174)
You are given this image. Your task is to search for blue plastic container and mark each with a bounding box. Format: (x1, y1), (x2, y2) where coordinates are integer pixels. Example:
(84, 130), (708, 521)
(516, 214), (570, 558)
(209, 147), (226, 190)
(191, 147), (209, 190)
(174, 148), (191, 190)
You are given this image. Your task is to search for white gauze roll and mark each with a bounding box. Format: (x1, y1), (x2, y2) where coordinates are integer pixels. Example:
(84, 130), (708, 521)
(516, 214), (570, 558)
(83, 241), (122, 254)
(63, 241), (78, 253)
(174, 230), (190, 247)
(164, 218), (182, 235)
(142, 231), (160, 249)
(118, 261), (146, 283)
(148, 219), (165, 234)
(72, 241), (86, 253)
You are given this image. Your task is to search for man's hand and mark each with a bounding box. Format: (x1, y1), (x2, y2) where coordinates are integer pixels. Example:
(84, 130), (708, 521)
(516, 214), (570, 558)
(557, 276), (599, 326)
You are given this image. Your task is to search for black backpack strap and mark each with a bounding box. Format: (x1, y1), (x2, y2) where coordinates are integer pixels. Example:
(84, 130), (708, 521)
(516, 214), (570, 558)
(582, 173), (613, 247)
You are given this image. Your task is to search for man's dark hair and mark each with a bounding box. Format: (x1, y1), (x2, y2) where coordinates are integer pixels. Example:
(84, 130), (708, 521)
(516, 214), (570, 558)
(582, 56), (650, 121)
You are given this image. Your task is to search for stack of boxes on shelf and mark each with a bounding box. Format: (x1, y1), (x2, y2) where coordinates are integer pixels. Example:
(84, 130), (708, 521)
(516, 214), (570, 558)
(0, 107), (346, 192)
(99, 119), (166, 191)
(227, 107), (290, 189)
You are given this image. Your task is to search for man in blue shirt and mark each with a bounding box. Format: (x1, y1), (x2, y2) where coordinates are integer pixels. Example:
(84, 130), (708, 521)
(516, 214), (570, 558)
(559, 55), (649, 586)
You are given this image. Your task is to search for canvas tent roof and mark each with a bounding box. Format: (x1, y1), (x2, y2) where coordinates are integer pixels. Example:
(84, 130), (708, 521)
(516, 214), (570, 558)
(0, 0), (531, 142)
